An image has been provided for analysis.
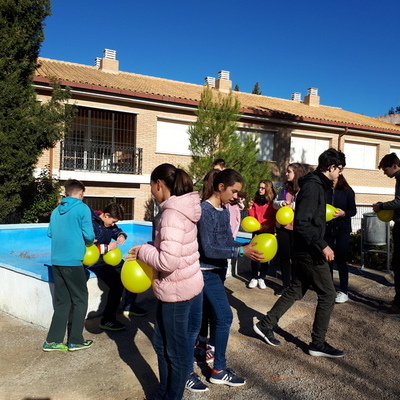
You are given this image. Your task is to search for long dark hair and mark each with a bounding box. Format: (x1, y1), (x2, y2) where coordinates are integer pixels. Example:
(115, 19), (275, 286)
(201, 169), (220, 201)
(150, 163), (193, 196)
(335, 174), (351, 190)
(202, 168), (243, 201)
(286, 162), (307, 193)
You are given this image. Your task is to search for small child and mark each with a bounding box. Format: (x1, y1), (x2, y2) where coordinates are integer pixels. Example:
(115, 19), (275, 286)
(43, 179), (95, 352)
(89, 203), (146, 331)
(247, 180), (277, 289)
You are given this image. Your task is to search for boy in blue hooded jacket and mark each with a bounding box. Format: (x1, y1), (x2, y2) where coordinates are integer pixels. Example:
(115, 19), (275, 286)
(43, 179), (95, 352)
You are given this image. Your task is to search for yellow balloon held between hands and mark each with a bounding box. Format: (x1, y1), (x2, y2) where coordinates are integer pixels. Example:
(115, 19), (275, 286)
(250, 233), (278, 263)
(276, 206), (294, 225)
(82, 244), (100, 266)
(241, 216), (262, 233)
(121, 259), (154, 293)
(103, 248), (123, 266)
(377, 209), (394, 222)
(326, 204), (338, 222)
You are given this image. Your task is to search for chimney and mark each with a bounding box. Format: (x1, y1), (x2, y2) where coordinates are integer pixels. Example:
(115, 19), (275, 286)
(304, 87), (320, 106)
(96, 49), (119, 72)
(291, 92), (302, 102)
(215, 70), (232, 92)
(204, 76), (216, 88)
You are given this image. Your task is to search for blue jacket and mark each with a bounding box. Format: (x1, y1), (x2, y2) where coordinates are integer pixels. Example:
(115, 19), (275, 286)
(91, 210), (127, 245)
(47, 197), (95, 266)
(197, 201), (242, 270)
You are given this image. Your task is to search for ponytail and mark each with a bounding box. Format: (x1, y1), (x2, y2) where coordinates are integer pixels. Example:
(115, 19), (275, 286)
(150, 163), (193, 196)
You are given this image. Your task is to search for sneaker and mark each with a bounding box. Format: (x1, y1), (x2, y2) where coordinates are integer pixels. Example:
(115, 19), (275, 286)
(67, 339), (94, 352)
(275, 286), (289, 297)
(185, 372), (209, 392)
(194, 344), (215, 364)
(210, 368), (246, 386)
(258, 278), (267, 290)
(123, 304), (147, 317)
(253, 321), (282, 346)
(308, 342), (344, 358)
(386, 304), (400, 316)
(335, 291), (349, 304)
(42, 341), (68, 352)
(100, 320), (126, 331)
(248, 278), (258, 289)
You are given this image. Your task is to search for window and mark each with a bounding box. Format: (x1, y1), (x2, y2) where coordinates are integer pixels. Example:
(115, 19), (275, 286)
(156, 119), (191, 155)
(290, 135), (330, 165)
(239, 130), (274, 161)
(84, 197), (134, 220)
(61, 107), (142, 174)
(344, 141), (377, 169)
(390, 147), (400, 158)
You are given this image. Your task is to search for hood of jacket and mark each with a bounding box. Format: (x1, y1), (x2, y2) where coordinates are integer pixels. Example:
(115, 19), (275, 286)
(159, 191), (201, 223)
(298, 170), (332, 192)
(57, 197), (83, 215)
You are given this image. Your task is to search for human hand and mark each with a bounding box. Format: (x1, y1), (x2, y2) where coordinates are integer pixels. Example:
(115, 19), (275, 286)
(117, 234), (126, 245)
(372, 203), (382, 213)
(322, 245), (334, 262)
(247, 200), (254, 209)
(108, 241), (118, 250)
(243, 242), (264, 262)
(127, 245), (142, 261)
(333, 208), (345, 218)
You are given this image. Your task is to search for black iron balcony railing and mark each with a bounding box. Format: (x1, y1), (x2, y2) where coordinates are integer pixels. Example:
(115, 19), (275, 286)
(60, 140), (143, 174)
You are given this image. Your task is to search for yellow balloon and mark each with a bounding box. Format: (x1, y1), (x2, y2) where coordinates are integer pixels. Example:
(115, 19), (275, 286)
(276, 206), (294, 225)
(326, 204), (338, 222)
(103, 248), (123, 266)
(250, 233), (278, 263)
(121, 259), (154, 293)
(377, 209), (394, 222)
(241, 216), (262, 232)
(82, 244), (100, 266)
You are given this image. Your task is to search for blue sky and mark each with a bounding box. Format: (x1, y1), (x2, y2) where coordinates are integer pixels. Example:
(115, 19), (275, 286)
(40, 0), (400, 117)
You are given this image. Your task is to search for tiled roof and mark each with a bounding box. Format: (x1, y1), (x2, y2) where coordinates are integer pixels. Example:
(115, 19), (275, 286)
(34, 58), (400, 134)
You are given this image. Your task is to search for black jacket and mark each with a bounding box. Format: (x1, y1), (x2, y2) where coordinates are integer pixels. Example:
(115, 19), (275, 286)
(294, 171), (332, 264)
(91, 210), (127, 245)
(326, 186), (357, 236)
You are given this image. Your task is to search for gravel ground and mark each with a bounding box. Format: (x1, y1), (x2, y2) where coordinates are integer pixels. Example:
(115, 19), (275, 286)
(1, 263), (399, 400)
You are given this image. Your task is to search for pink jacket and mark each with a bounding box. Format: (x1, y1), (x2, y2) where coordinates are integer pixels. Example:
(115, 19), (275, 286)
(225, 200), (244, 238)
(138, 192), (204, 302)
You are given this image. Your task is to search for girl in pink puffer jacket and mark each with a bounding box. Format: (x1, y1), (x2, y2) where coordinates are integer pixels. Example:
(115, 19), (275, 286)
(128, 163), (203, 400)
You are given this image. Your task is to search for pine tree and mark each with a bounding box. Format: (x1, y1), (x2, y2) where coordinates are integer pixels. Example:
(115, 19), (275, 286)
(187, 86), (271, 198)
(252, 82), (262, 95)
(0, 0), (73, 222)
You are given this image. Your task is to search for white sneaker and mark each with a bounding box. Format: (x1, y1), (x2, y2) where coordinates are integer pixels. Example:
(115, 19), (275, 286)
(258, 279), (267, 290)
(248, 278), (258, 289)
(335, 291), (349, 303)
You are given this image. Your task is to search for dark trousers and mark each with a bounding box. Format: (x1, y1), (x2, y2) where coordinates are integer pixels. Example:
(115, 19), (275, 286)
(201, 269), (233, 371)
(392, 222), (400, 306)
(153, 293), (202, 400)
(250, 261), (269, 279)
(276, 227), (295, 288)
(260, 253), (336, 345)
(325, 233), (351, 293)
(46, 265), (88, 344)
(89, 260), (124, 322)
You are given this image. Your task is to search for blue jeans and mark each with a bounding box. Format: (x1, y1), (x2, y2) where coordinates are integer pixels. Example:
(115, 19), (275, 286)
(152, 292), (202, 400)
(201, 269), (233, 371)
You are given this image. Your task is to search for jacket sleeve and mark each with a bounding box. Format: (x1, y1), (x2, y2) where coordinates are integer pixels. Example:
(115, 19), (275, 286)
(81, 205), (95, 245)
(138, 210), (187, 273)
(111, 225), (127, 240)
(344, 189), (357, 218)
(197, 207), (241, 260)
(295, 182), (328, 251)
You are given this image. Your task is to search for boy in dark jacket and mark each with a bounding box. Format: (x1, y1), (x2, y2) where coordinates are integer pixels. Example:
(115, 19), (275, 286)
(89, 203), (145, 331)
(254, 148), (345, 358)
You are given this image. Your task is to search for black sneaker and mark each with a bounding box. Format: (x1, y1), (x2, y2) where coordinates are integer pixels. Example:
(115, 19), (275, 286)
(185, 372), (209, 392)
(100, 320), (126, 331)
(275, 286), (290, 297)
(253, 321), (282, 346)
(386, 304), (400, 316)
(308, 342), (345, 358)
(123, 304), (147, 317)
